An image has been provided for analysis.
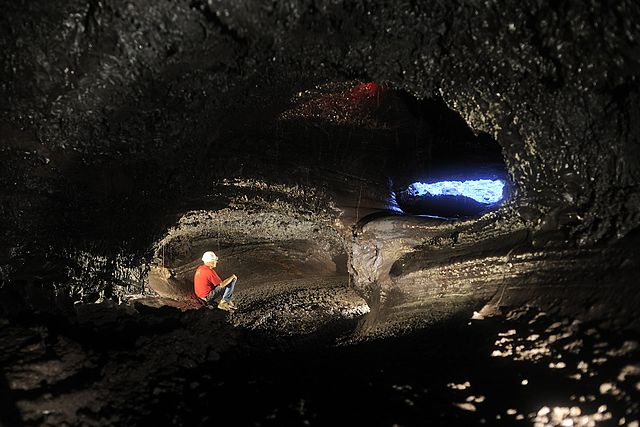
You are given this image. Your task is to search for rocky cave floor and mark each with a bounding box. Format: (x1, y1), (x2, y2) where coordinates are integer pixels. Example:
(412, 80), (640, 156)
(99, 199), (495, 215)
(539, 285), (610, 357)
(1, 280), (639, 427)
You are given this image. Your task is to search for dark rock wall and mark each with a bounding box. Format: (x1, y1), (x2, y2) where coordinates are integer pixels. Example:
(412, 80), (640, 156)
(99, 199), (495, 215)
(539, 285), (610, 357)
(181, 0), (640, 243)
(1, 0), (639, 290)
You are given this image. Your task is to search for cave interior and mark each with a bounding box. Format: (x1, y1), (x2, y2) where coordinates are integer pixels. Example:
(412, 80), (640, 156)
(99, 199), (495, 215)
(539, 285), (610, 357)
(1, 1), (640, 426)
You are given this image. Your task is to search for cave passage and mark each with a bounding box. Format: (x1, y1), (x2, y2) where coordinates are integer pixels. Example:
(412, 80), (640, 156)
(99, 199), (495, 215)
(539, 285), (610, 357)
(273, 80), (510, 221)
(147, 80), (514, 307)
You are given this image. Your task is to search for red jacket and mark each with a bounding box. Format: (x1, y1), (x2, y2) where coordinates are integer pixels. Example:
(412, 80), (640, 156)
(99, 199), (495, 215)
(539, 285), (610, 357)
(194, 264), (222, 298)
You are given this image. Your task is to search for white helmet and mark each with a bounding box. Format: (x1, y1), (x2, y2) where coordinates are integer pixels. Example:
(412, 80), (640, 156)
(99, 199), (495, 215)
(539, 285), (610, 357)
(202, 251), (218, 263)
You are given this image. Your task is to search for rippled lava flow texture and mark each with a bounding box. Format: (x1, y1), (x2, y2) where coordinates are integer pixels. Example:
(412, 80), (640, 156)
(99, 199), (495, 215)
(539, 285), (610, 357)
(1, 1), (640, 426)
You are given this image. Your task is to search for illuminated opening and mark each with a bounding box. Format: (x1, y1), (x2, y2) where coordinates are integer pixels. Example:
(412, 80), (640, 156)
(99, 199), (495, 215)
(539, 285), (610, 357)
(395, 176), (508, 218)
(406, 179), (505, 204)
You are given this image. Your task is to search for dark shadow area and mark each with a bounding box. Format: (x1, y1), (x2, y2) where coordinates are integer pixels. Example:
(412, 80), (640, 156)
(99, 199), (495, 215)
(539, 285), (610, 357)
(0, 372), (25, 427)
(2, 296), (637, 426)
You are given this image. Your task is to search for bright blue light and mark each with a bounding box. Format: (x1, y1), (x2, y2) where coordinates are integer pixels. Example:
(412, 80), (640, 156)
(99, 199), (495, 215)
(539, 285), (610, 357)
(406, 179), (505, 204)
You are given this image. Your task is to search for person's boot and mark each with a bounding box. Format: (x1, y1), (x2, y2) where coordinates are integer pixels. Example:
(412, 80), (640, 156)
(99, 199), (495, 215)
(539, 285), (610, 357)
(217, 300), (235, 311)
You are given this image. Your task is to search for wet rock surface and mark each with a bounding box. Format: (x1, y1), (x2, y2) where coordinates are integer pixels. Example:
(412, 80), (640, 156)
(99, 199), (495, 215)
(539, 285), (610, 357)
(351, 213), (640, 337)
